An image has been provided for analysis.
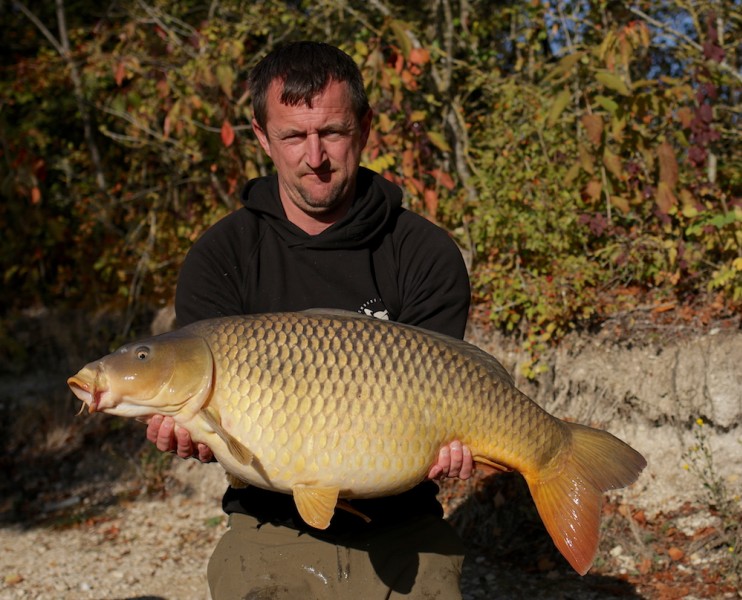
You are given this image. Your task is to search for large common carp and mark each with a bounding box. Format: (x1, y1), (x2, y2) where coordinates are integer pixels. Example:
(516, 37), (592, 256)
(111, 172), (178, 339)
(68, 310), (646, 575)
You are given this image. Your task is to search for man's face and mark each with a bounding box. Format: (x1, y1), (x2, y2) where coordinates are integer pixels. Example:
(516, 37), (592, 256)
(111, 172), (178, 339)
(253, 79), (372, 224)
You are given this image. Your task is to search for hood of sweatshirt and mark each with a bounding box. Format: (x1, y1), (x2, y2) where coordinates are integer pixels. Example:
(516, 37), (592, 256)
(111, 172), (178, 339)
(240, 167), (402, 250)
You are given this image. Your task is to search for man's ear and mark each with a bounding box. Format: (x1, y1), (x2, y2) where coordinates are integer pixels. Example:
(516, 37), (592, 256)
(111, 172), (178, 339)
(359, 108), (373, 148)
(252, 119), (272, 157)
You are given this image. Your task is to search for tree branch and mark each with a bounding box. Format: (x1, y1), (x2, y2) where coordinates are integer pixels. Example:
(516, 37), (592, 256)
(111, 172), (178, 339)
(628, 6), (742, 85)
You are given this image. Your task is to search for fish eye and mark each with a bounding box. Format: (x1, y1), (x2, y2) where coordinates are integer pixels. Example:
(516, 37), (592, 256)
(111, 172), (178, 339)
(135, 346), (150, 360)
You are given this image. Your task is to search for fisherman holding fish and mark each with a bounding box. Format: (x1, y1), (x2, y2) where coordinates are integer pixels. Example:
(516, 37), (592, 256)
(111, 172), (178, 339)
(69, 41), (645, 597)
(148, 42), (474, 598)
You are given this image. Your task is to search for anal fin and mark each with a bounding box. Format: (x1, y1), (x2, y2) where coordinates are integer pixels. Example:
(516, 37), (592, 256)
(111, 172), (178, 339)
(292, 484), (340, 530)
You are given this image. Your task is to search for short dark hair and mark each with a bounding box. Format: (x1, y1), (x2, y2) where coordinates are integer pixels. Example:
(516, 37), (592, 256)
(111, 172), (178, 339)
(248, 42), (370, 129)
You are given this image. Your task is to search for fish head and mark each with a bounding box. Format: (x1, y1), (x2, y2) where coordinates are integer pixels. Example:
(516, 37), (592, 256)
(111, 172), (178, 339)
(67, 331), (213, 419)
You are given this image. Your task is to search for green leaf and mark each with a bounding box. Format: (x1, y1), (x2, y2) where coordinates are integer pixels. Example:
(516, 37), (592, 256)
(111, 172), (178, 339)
(546, 51), (584, 80)
(595, 70), (631, 96)
(389, 20), (412, 59)
(216, 64), (234, 98)
(594, 95), (619, 114)
(547, 88), (572, 127)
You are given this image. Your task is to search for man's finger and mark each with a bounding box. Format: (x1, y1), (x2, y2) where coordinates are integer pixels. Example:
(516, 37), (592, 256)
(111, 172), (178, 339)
(156, 416), (176, 452)
(448, 440), (463, 476)
(174, 425), (193, 458)
(196, 443), (214, 463)
(146, 414), (163, 445)
(459, 444), (473, 480)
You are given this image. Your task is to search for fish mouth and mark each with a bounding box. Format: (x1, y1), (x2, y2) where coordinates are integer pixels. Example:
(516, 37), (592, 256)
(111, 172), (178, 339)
(67, 372), (106, 414)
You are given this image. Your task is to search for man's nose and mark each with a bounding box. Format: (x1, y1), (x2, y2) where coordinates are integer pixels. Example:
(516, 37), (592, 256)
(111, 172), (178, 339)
(305, 134), (326, 167)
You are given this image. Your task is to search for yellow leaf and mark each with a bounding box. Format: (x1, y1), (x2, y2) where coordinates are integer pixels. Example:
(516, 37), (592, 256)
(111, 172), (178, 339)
(546, 51), (584, 80)
(364, 153), (396, 172)
(611, 115), (626, 143)
(216, 64), (234, 98)
(610, 195), (630, 214)
(680, 189), (698, 218)
(603, 148), (623, 179)
(595, 70), (632, 96)
(427, 131), (451, 152)
(377, 112), (394, 133)
(578, 144), (595, 174)
(547, 88), (572, 127)
(564, 162), (581, 185)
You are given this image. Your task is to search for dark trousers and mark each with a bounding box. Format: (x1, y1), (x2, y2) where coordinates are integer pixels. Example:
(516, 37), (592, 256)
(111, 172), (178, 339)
(208, 513), (465, 599)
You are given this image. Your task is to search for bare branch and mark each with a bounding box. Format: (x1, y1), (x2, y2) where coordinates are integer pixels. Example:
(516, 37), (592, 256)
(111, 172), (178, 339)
(628, 6), (742, 85)
(11, 1), (64, 55)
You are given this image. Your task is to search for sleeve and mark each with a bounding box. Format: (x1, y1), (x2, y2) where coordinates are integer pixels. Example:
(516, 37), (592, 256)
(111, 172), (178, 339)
(393, 213), (471, 339)
(174, 213), (250, 327)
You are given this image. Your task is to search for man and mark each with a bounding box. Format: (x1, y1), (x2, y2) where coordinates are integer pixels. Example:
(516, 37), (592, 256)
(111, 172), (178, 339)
(147, 41), (474, 598)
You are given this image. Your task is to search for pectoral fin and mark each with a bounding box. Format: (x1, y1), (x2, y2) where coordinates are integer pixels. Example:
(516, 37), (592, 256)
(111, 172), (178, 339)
(200, 406), (254, 466)
(336, 500), (372, 523)
(292, 484), (340, 530)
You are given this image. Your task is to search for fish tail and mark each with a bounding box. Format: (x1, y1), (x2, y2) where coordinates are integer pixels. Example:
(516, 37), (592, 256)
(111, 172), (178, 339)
(525, 422), (646, 575)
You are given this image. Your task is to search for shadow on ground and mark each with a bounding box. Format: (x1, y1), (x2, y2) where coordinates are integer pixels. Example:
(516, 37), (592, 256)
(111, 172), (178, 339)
(446, 472), (646, 599)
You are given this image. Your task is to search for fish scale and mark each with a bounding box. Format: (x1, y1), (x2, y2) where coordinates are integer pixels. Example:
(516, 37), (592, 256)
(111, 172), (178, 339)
(68, 309), (646, 575)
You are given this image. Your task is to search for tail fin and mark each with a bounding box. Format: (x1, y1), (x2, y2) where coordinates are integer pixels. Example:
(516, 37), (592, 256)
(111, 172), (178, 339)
(525, 422), (646, 575)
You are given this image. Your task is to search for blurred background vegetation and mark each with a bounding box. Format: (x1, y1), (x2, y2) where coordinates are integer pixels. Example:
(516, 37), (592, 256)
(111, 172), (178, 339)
(1, 0), (740, 374)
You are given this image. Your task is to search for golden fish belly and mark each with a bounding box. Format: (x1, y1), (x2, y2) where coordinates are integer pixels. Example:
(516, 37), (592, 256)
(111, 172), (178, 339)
(189, 312), (565, 497)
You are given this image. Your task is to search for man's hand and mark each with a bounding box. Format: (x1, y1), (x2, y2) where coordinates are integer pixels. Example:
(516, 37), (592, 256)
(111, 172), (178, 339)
(427, 440), (473, 481)
(145, 415), (214, 462)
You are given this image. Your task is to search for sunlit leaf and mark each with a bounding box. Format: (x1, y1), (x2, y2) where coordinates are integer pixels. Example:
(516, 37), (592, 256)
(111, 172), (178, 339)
(216, 64), (234, 98)
(610, 195), (630, 214)
(409, 47), (430, 66)
(221, 120), (235, 147)
(603, 148), (623, 180)
(657, 141), (678, 189)
(595, 70), (632, 96)
(578, 144), (595, 174)
(547, 88), (572, 127)
(427, 131), (451, 152)
(581, 114), (603, 145)
(585, 179), (602, 201)
(594, 95), (618, 114)
(389, 20), (412, 59)
(656, 181), (677, 213)
(546, 51), (584, 80)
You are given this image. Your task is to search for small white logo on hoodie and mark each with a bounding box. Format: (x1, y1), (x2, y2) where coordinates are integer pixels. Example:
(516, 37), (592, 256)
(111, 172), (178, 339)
(359, 298), (389, 320)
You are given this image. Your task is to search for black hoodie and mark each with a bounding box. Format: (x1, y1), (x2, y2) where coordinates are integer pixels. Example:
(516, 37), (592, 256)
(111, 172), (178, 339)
(175, 167), (470, 531)
(176, 167), (469, 337)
